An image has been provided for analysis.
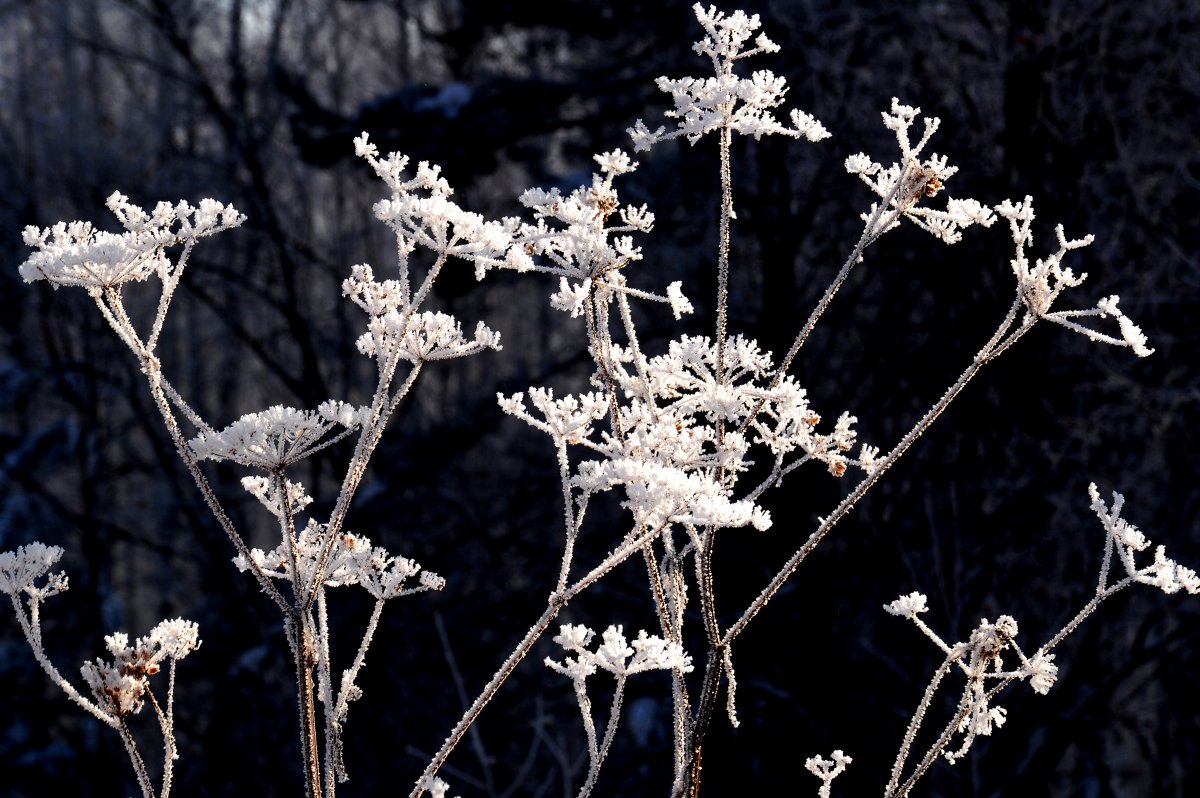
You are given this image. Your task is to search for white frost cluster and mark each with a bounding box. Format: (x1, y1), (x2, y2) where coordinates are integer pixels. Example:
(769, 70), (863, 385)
(342, 263), (502, 363)
(514, 150), (689, 320)
(79, 618), (201, 718)
(240, 476), (314, 520)
(418, 776), (459, 798)
(502, 334), (871, 537)
(360, 309), (501, 363)
(19, 192), (243, 292)
(545, 623), (693, 682)
(845, 98), (995, 244)
(190, 401), (366, 469)
(629, 4), (829, 151)
(233, 521), (444, 599)
(995, 197), (1153, 357)
(883, 591), (928, 619)
(0, 542), (68, 598)
(354, 133), (518, 280)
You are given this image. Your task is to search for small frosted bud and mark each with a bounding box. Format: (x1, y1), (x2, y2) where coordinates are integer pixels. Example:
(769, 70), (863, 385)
(885, 592), (928, 618)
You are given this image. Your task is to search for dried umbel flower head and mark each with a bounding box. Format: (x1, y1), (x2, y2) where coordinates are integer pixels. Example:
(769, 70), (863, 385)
(190, 401), (365, 469)
(80, 619), (200, 718)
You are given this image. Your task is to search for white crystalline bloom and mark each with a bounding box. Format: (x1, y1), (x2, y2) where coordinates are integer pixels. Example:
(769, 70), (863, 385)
(882, 97), (920, 131)
(857, 443), (882, 474)
(499, 387), (609, 444)
(1143, 545), (1196, 595)
(81, 659), (146, 717)
(844, 152), (878, 175)
(945, 198), (997, 229)
(0, 542), (65, 596)
(593, 149), (636, 175)
(666, 281), (694, 319)
(343, 263), (404, 317)
(885, 591), (928, 618)
(352, 132), (379, 159)
(240, 476), (315, 519)
(546, 624), (691, 680)
(366, 310), (501, 363)
(1116, 313), (1154, 357)
(549, 277), (591, 317)
(805, 749), (853, 793)
(19, 192), (243, 291)
(545, 652), (597, 682)
(419, 775), (457, 798)
(148, 618), (201, 660)
(595, 625), (635, 672)
(1026, 650), (1058, 695)
(1116, 517), (1150, 552)
(627, 629), (693, 674)
(356, 548), (425, 600)
(234, 522), (440, 599)
(419, 570), (447, 591)
(355, 133), (514, 278)
(790, 109), (831, 142)
(554, 623), (595, 650)
(971, 703), (1007, 736)
(190, 403), (361, 469)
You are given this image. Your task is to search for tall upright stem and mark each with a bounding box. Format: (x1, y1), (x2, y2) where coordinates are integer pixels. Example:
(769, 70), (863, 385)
(288, 617), (323, 798)
(715, 124), (733, 389)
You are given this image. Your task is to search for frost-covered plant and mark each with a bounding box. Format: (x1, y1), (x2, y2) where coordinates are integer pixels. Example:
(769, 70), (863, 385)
(4, 4), (1188, 798)
(1, 543), (200, 797)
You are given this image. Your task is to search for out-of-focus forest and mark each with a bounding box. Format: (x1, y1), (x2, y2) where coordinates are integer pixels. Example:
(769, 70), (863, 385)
(0, 0), (1197, 795)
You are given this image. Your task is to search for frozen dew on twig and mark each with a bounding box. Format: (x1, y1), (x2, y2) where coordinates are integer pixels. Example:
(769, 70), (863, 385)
(994, 196), (1153, 356)
(845, 98), (995, 243)
(883, 591), (929, 619)
(884, 483), (1198, 781)
(805, 749), (852, 798)
(1090, 483), (1199, 593)
(418, 775), (459, 798)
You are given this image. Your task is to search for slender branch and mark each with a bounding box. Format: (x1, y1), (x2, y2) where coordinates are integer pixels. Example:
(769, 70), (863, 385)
(885, 648), (961, 797)
(737, 176), (907, 441)
(146, 685), (177, 798)
(9, 594), (116, 727)
(724, 298), (1029, 645)
(411, 520), (669, 796)
(117, 718), (155, 798)
(578, 677), (627, 798)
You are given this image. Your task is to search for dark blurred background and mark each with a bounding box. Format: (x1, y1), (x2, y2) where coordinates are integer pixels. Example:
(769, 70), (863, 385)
(0, 0), (1197, 795)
